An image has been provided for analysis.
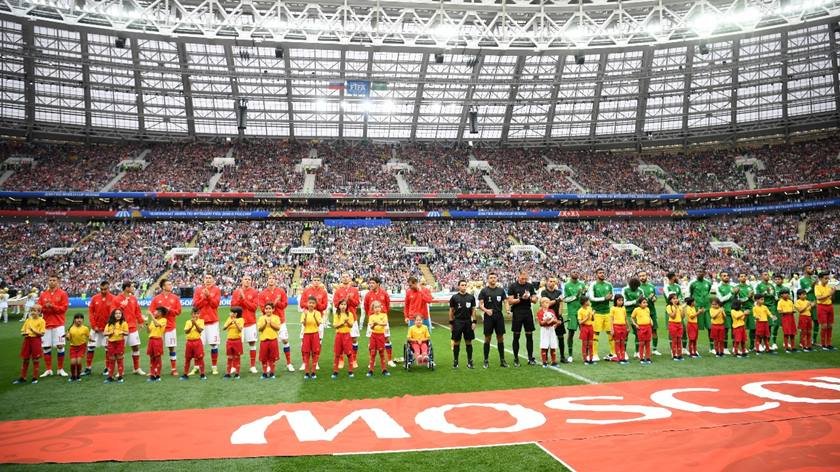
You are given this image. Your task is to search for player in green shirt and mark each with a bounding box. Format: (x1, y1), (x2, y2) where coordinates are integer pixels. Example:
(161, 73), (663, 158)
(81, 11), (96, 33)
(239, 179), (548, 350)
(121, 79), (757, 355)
(736, 272), (755, 350)
(770, 274), (785, 349)
(562, 271), (587, 362)
(689, 269), (713, 350)
(622, 277), (644, 359)
(754, 272), (777, 352)
(638, 272), (660, 356)
(712, 271), (736, 353)
(798, 266), (818, 345)
(587, 268), (615, 361)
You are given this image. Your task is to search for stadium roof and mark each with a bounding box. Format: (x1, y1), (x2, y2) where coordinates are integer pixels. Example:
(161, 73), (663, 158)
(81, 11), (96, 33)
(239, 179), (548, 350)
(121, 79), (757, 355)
(0, 0), (839, 147)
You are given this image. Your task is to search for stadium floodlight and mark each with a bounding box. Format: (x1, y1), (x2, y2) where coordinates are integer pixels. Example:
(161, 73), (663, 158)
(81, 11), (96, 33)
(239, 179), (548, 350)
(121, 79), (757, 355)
(730, 6), (762, 27)
(690, 13), (717, 37)
(361, 100), (374, 113)
(315, 98), (327, 112)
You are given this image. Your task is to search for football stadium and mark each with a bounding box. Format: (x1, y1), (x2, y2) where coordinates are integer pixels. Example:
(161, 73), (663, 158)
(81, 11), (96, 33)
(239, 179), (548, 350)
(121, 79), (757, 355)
(0, 0), (839, 469)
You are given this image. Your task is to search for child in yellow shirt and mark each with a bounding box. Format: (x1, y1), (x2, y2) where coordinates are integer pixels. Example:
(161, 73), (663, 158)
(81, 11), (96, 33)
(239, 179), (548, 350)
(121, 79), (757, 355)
(407, 315), (432, 366)
(15, 304), (45, 384)
(684, 297), (702, 358)
(777, 289), (797, 352)
(332, 299), (356, 378)
(367, 300), (390, 376)
(181, 310), (206, 381)
(223, 307), (245, 378)
(609, 295), (629, 365)
(710, 298), (726, 357)
(299, 297), (322, 379)
(260, 303), (283, 379)
(145, 306), (168, 381)
(577, 297), (595, 365)
(103, 309), (129, 383)
(631, 298), (653, 364)
(794, 289), (815, 352)
(730, 301), (747, 358)
(67, 314), (90, 382)
(752, 294), (776, 354)
(666, 294), (684, 361)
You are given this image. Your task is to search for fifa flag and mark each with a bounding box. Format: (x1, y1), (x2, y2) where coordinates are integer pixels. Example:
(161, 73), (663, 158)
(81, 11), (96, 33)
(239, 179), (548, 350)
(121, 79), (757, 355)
(371, 81), (388, 91)
(346, 80), (370, 96)
(327, 81), (345, 91)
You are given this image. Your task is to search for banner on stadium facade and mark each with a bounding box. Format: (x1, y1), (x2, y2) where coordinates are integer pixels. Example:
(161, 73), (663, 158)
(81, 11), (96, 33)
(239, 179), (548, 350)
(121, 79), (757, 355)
(39, 247), (74, 258)
(611, 243), (644, 255)
(510, 245), (545, 258)
(323, 218), (392, 227)
(139, 210), (270, 219)
(346, 80), (370, 96)
(404, 246), (432, 254)
(290, 247), (317, 255)
(165, 247), (199, 259)
(710, 241), (743, 252)
(685, 198), (840, 217)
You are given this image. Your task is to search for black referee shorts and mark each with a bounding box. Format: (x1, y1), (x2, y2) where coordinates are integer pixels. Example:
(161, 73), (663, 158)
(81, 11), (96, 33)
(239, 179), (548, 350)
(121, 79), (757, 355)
(451, 321), (476, 341)
(511, 312), (535, 333)
(483, 313), (506, 336)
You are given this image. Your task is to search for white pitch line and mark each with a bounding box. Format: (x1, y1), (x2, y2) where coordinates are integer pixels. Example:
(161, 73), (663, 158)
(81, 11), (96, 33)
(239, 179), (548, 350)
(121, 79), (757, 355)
(433, 322), (598, 385)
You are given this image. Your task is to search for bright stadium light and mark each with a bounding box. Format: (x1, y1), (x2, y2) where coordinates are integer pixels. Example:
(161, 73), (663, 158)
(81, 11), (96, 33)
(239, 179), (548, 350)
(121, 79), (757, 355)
(691, 13), (717, 37)
(382, 99), (395, 114)
(315, 98), (327, 112)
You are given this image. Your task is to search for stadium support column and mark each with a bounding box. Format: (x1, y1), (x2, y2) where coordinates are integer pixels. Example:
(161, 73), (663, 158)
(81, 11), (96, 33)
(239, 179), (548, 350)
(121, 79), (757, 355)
(223, 44), (242, 138)
(544, 55), (566, 141)
(22, 21), (35, 135)
(409, 53), (430, 142)
(457, 55), (485, 143)
(176, 41), (196, 137)
(130, 37), (145, 137)
(283, 48), (295, 139)
(634, 47), (654, 151)
(79, 31), (92, 139)
(588, 53), (608, 143)
(500, 55), (526, 144)
(730, 39), (740, 143)
(362, 50), (374, 139)
(681, 45), (695, 147)
(827, 23), (840, 126)
(338, 49), (346, 138)
(780, 31), (790, 141)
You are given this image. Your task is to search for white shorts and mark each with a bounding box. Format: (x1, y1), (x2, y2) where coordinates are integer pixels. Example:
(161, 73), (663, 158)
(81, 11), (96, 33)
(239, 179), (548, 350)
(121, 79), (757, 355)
(127, 331), (141, 347)
(243, 325), (258, 343)
(279, 323), (289, 342)
(42, 326), (66, 347)
(201, 322), (220, 345)
(350, 321), (360, 338)
(540, 327), (558, 350)
(87, 330), (107, 348)
(164, 330), (177, 348)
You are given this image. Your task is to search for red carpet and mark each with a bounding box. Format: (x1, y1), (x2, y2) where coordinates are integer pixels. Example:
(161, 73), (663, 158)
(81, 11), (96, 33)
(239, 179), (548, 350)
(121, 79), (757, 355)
(1, 369), (838, 468)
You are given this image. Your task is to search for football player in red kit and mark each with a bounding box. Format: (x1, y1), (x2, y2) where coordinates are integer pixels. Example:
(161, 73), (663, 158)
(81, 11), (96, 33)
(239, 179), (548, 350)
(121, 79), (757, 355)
(231, 275), (259, 374)
(149, 279), (182, 376)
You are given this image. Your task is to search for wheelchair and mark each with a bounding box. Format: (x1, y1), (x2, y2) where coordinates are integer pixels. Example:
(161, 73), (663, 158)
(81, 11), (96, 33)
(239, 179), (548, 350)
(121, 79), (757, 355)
(403, 339), (435, 370)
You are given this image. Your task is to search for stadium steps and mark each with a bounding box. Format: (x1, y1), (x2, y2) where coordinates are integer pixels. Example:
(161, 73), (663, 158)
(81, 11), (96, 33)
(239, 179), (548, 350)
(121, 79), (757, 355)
(482, 174), (501, 193)
(302, 173), (317, 193)
(798, 217), (808, 243)
(565, 175), (588, 193)
(301, 229), (312, 246)
(745, 169), (757, 189)
(419, 264), (438, 290)
(508, 235), (522, 245)
(100, 171), (127, 192)
(0, 169), (14, 187)
(205, 171), (223, 192)
(395, 173), (412, 193)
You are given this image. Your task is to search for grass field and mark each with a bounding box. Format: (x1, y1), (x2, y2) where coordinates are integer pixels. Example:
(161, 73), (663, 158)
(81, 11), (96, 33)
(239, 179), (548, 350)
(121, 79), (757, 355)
(1, 301), (838, 470)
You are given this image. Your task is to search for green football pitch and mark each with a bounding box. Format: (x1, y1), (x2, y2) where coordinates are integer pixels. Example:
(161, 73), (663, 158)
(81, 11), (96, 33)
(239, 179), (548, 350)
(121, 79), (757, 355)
(1, 302), (838, 471)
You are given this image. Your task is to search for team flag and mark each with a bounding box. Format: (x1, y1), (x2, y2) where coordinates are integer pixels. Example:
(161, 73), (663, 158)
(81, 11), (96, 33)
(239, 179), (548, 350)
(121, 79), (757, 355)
(327, 81), (345, 90)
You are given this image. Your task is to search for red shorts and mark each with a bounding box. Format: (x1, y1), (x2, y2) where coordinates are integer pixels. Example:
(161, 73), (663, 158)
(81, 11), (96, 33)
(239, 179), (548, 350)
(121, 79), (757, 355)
(733, 326), (746, 343)
(637, 324), (653, 342)
(334, 332), (353, 357)
(578, 324), (594, 341)
(711, 324), (725, 341)
(260, 339), (279, 363)
(369, 332), (386, 351)
(70, 344), (86, 359)
(668, 322), (683, 339)
(301, 332), (321, 354)
(185, 339), (204, 360)
(687, 322), (699, 341)
(20, 336), (43, 359)
(780, 314), (796, 336)
(817, 304), (834, 325)
(612, 324), (628, 342)
(226, 338), (243, 357)
(755, 320), (770, 337)
(106, 339), (125, 357)
(146, 337), (163, 357)
(798, 314), (813, 331)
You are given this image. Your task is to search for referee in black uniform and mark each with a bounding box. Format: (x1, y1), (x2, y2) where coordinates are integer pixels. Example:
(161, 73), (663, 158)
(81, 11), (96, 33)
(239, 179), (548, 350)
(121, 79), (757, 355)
(507, 270), (538, 367)
(449, 280), (477, 369)
(478, 272), (508, 369)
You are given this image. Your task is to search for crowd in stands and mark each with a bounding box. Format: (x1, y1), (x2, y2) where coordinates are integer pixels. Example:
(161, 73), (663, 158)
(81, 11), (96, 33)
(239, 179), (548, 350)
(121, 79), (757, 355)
(215, 140), (303, 193)
(113, 143), (226, 192)
(1, 141), (142, 191)
(2, 221), (196, 297)
(315, 142), (399, 193)
(2, 136), (838, 194)
(166, 221), (302, 293)
(1, 211), (836, 297)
